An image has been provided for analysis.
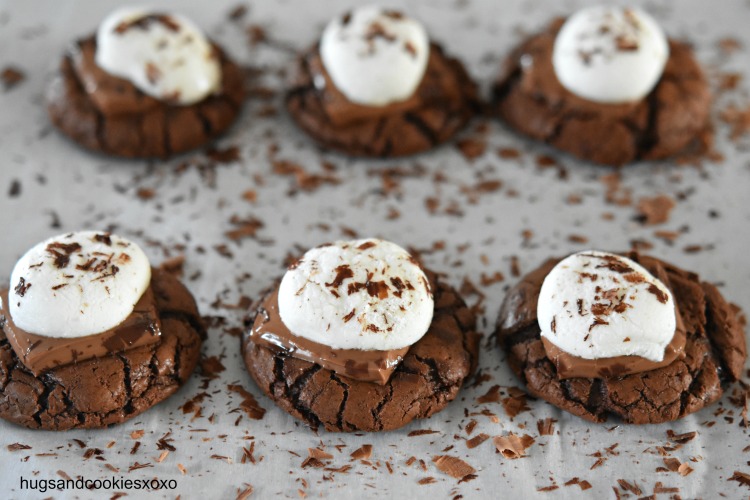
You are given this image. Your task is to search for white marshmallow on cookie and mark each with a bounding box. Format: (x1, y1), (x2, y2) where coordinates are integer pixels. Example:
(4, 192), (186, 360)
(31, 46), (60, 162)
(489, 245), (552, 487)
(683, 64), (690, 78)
(552, 5), (669, 103)
(320, 5), (430, 106)
(9, 231), (151, 338)
(95, 7), (221, 105)
(537, 251), (676, 361)
(278, 238), (434, 351)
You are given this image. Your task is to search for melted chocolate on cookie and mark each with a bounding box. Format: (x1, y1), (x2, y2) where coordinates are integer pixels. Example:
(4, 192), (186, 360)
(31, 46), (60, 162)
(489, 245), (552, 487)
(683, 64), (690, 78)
(250, 288), (409, 385)
(1, 287), (161, 376)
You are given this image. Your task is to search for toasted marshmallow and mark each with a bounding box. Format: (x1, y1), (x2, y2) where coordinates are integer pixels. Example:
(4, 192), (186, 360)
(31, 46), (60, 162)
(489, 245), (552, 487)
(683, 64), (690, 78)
(95, 7), (221, 105)
(552, 6), (669, 103)
(9, 231), (151, 338)
(278, 239), (433, 351)
(320, 5), (429, 106)
(538, 251), (676, 361)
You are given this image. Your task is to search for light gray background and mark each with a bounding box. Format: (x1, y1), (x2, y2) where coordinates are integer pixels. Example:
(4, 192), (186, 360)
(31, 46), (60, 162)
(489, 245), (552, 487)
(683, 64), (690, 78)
(0, 0), (749, 498)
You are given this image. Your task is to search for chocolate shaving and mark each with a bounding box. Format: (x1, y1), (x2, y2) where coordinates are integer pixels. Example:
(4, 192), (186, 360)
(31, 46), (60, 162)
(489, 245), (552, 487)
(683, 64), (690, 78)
(616, 479), (642, 496)
(637, 195), (676, 225)
(326, 265), (353, 289)
(228, 384), (266, 420)
(1, 66), (25, 90)
(228, 5), (247, 21)
(407, 429), (440, 437)
(365, 280), (389, 299)
(390, 277), (406, 297)
(382, 10), (404, 20)
(207, 145), (241, 164)
(591, 254), (633, 274)
(493, 433), (535, 459)
(476, 385), (501, 404)
(128, 462), (153, 472)
(615, 34), (639, 51)
(364, 22), (396, 44)
(350, 444), (372, 460)
(537, 418), (557, 436)
(501, 388), (530, 418)
(145, 62), (161, 84)
(114, 14), (181, 34)
(300, 456), (325, 469)
(404, 41), (417, 57)
(45, 241), (82, 268)
(589, 317), (610, 331)
(646, 283), (669, 304)
(730, 471), (750, 488)
(342, 309), (356, 323)
(466, 434), (490, 449)
(199, 355), (226, 379)
(14, 277), (31, 297)
(431, 455), (476, 479)
(236, 484), (254, 500)
(156, 432), (176, 452)
(7, 443), (32, 451)
(225, 215), (264, 242)
(666, 430), (697, 443)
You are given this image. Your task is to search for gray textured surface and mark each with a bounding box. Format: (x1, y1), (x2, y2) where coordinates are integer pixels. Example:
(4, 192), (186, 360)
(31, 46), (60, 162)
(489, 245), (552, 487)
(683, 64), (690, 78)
(0, 0), (749, 498)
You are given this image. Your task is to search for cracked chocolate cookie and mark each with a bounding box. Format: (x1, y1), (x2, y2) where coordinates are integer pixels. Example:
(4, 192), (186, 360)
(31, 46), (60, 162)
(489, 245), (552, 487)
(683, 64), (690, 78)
(242, 239), (480, 432)
(286, 6), (479, 158)
(496, 252), (746, 424)
(494, 7), (711, 167)
(0, 232), (205, 430)
(46, 8), (244, 159)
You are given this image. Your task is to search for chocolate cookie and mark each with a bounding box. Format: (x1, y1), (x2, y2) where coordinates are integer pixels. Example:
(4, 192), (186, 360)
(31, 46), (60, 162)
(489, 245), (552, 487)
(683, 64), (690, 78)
(0, 269), (205, 430)
(494, 19), (711, 167)
(242, 271), (480, 432)
(46, 36), (245, 159)
(286, 43), (480, 158)
(496, 253), (746, 424)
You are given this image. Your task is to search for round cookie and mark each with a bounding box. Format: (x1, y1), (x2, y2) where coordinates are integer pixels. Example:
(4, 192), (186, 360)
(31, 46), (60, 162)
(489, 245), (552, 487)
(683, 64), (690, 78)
(0, 269), (205, 430)
(494, 18), (711, 167)
(46, 16), (244, 159)
(286, 32), (479, 158)
(496, 253), (746, 424)
(243, 270), (479, 432)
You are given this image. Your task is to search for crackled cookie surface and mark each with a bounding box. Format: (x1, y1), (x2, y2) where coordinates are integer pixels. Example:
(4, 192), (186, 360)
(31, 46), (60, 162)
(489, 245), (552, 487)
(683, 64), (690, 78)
(242, 239), (479, 432)
(286, 6), (479, 158)
(46, 8), (244, 159)
(0, 231), (205, 430)
(496, 253), (746, 424)
(494, 12), (711, 166)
